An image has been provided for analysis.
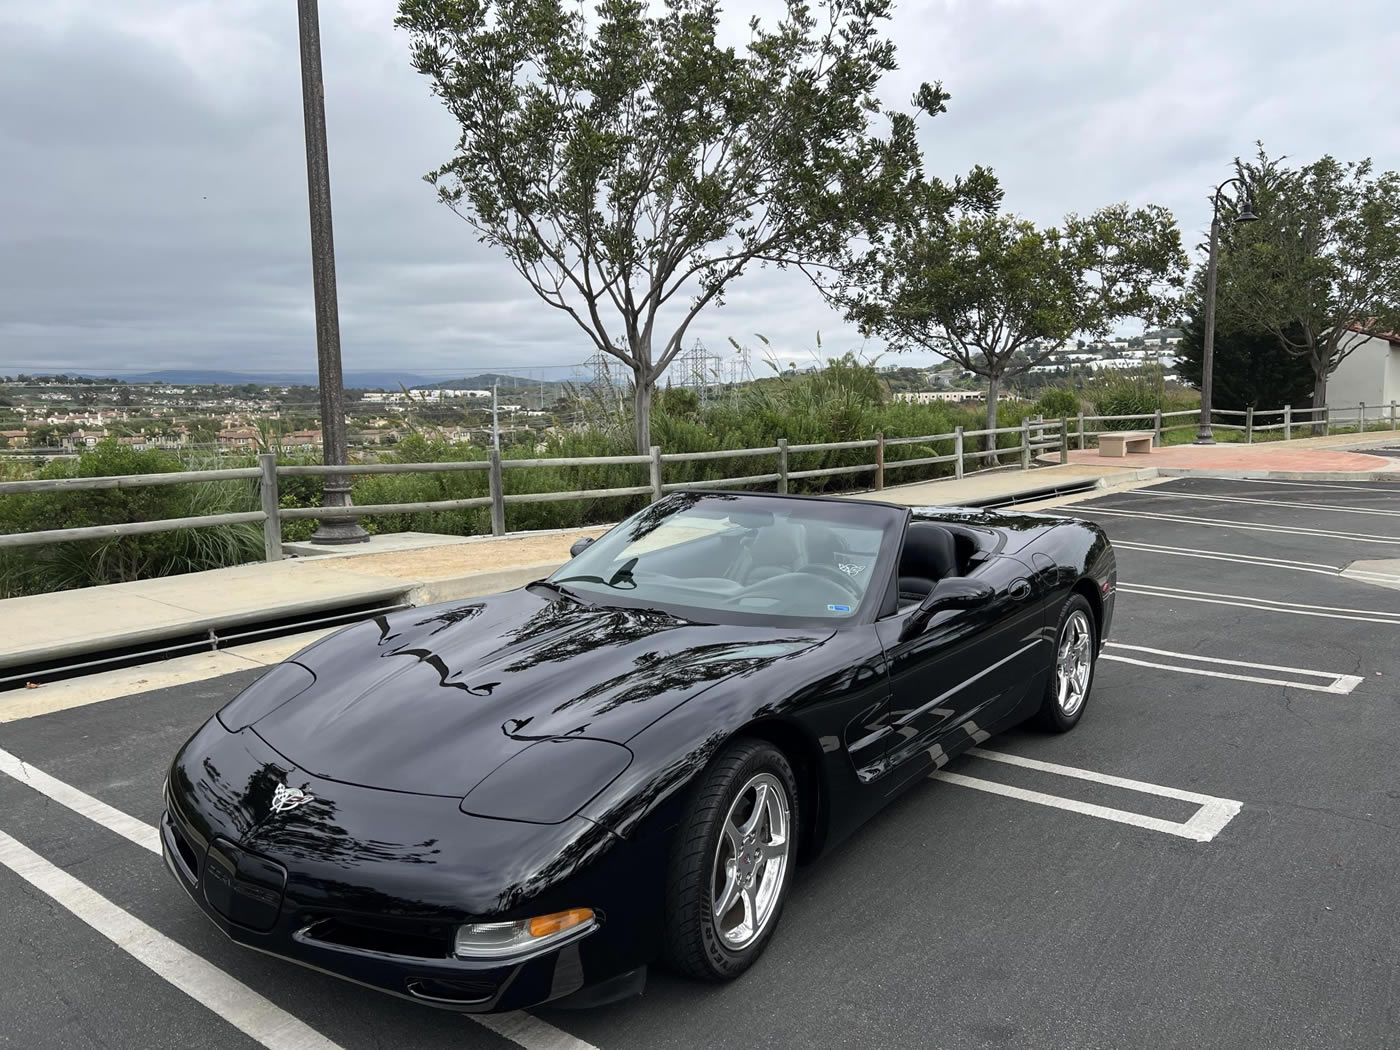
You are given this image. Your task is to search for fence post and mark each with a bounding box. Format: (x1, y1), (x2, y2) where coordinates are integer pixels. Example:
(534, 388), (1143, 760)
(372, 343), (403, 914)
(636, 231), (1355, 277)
(1391, 400), (1397, 431)
(874, 431), (885, 491)
(488, 448), (505, 537)
(1359, 402), (1366, 433)
(1077, 412), (1085, 450)
(1283, 404), (1291, 440)
(776, 438), (789, 494)
(258, 453), (282, 563)
(1323, 406), (1331, 436)
(1245, 406), (1254, 444)
(648, 445), (663, 502)
(1059, 417), (1069, 465)
(1020, 419), (1031, 471)
(1153, 409), (1162, 447)
(954, 426), (964, 480)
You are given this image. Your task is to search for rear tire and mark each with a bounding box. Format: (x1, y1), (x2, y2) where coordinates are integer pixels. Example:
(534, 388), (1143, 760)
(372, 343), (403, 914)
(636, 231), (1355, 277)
(1035, 594), (1097, 732)
(663, 738), (798, 981)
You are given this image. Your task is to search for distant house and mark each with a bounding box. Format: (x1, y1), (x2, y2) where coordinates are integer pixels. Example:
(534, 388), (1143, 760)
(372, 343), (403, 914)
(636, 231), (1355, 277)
(218, 427), (259, 450)
(0, 429), (28, 448)
(1327, 330), (1400, 411)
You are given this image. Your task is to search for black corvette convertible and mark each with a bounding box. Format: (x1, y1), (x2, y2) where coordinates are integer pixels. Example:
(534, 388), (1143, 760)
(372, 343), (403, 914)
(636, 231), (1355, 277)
(163, 490), (1115, 1011)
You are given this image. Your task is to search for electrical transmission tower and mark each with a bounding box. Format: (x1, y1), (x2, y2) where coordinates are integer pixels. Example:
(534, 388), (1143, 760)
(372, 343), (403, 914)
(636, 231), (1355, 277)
(672, 340), (723, 404)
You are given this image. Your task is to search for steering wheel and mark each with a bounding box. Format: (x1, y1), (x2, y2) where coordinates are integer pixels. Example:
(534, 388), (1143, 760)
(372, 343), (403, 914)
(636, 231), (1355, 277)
(798, 563), (863, 598)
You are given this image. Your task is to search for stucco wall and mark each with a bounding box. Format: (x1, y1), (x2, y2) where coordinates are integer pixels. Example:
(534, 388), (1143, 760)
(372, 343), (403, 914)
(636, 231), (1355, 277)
(1327, 334), (1400, 409)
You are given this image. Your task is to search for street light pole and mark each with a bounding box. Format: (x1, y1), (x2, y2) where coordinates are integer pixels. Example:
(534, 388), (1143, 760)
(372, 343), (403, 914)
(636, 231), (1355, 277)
(1195, 175), (1258, 445)
(296, 0), (368, 543)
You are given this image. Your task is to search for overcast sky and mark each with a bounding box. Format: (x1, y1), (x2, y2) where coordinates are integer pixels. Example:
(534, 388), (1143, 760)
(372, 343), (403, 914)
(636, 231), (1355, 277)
(2, 0), (1398, 379)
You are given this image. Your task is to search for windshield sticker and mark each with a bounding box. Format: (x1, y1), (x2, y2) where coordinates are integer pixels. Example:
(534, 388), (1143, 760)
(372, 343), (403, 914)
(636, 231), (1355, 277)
(836, 561), (866, 577)
(827, 604), (851, 613)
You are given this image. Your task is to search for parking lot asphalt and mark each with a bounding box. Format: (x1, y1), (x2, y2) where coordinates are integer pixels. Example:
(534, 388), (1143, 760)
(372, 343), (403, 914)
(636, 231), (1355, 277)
(2, 474), (1400, 1050)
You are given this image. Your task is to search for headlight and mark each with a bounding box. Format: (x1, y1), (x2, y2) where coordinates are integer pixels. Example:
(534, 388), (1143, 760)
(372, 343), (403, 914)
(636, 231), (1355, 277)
(453, 908), (596, 959)
(217, 663), (316, 732)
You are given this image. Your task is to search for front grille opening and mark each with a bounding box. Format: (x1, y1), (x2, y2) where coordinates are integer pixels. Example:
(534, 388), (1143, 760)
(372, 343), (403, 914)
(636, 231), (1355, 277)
(405, 977), (499, 1004)
(301, 916), (453, 960)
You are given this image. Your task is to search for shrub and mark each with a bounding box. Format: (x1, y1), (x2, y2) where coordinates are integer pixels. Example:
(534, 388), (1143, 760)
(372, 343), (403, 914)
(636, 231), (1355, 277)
(1034, 388), (1081, 420)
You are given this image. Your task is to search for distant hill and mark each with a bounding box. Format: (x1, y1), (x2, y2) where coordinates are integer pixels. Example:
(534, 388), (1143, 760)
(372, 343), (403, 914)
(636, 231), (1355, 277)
(56, 369), (580, 390)
(97, 369), (440, 388)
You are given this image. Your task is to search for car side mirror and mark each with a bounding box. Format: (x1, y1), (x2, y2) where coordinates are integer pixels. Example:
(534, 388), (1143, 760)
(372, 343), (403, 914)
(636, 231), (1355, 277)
(569, 536), (595, 558)
(900, 577), (995, 641)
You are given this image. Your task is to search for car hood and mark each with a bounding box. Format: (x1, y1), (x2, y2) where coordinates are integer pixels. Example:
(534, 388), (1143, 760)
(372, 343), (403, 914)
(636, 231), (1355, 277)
(250, 588), (828, 797)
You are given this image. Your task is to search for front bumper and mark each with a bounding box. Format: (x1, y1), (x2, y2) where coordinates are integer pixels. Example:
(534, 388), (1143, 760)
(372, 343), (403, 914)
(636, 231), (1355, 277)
(160, 722), (664, 1012)
(162, 806), (601, 1011)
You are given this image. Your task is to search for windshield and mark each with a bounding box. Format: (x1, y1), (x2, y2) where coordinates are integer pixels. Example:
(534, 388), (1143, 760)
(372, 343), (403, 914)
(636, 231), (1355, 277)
(551, 492), (899, 624)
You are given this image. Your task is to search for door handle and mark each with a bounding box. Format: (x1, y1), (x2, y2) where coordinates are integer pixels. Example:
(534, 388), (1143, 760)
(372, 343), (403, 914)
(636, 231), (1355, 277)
(1009, 579), (1032, 600)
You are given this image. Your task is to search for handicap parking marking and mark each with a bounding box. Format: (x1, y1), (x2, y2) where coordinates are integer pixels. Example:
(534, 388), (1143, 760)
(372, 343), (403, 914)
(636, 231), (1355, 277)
(932, 748), (1241, 843)
(1118, 582), (1400, 625)
(1101, 643), (1365, 695)
(0, 743), (603, 1050)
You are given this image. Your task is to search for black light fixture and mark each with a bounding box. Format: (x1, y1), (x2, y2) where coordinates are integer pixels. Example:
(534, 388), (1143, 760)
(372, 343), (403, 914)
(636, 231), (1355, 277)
(1236, 196), (1259, 224)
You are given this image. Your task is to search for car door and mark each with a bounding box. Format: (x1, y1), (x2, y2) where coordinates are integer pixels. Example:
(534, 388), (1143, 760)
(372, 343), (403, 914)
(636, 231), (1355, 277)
(874, 553), (1047, 789)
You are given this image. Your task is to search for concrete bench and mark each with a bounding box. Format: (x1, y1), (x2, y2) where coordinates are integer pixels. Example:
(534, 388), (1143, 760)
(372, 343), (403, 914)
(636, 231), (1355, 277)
(1098, 431), (1154, 457)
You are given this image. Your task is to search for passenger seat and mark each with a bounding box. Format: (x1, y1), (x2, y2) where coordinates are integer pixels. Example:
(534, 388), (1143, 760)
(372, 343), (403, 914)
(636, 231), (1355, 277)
(897, 524), (958, 600)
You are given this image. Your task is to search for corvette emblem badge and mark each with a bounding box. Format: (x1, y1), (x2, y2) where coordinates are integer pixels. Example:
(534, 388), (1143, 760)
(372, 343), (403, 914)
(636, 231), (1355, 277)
(837, 562), (865, 577)
(270, 783), (314, 814)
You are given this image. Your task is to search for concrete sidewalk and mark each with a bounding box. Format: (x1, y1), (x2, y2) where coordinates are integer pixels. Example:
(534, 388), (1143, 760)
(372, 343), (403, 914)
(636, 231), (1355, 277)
(2, 437), (1393, 675)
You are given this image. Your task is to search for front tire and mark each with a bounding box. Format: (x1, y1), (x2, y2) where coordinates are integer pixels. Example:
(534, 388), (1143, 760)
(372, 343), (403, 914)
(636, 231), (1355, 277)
(663, 738), (798, 981)
(1035, 594), (1097, 732)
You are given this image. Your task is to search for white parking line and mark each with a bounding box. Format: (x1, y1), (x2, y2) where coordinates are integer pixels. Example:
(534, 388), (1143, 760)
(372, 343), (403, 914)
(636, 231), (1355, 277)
(0, 827), (345, 1050)
(0, 747), (600, 1050)
(1102, 643), (1365, 694)
(1232, 478), (1400, 496)
(0, 746), (159, 854)
(1068, 506), (1400, 546)
(933, 748), (1241, 842)
(1120, 489), (1400, 518)
(1120, 582), (1400, 625)
(1111, 540), (1344, 575)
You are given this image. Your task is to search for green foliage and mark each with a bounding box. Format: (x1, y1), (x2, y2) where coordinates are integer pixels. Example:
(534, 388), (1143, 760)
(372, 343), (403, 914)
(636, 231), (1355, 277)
(1086, 376), (1195, 431)
(0, 360), (1053, 597)
(395, 0), (943, 451)
(829, 168), (1187, 433)
(1176, 269), (1314, 408)
(1218, 146), (1400, 405)
(1033, 388), (1081, 420)
(0, 442), (264, 598)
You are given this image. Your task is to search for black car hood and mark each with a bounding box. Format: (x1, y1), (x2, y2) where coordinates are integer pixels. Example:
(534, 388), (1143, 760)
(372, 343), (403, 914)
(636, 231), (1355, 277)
(251, 589), (827, 797)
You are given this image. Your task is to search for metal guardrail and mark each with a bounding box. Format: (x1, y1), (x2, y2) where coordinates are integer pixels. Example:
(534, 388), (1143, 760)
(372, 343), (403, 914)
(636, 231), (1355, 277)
(3, 397), (1396, 558)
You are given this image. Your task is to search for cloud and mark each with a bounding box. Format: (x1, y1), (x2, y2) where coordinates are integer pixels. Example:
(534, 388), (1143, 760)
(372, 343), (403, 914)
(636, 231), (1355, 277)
(1, 0), (1397, 377)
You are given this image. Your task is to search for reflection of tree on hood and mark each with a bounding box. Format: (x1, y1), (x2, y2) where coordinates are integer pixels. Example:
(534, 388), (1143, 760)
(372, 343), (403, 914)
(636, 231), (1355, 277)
(550, 639), (815, 716)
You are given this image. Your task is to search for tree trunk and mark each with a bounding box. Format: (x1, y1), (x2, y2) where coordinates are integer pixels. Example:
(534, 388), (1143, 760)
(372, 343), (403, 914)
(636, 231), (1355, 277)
(984, 374), (1000, 466)
(1311, 357), (1328, 437)
(633, 371), (653, 455)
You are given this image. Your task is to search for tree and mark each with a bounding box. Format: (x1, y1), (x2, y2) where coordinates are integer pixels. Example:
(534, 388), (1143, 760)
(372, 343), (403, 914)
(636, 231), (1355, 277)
(1219, 147), (1400, 412)
(396, 0), (944, 452)
(1175, 269), (1313, 409)
(829, 174), (1186, 441)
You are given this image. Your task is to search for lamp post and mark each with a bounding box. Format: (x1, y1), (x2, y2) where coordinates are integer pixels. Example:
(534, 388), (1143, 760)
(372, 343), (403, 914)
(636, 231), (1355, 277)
(296, 0), (368, 543)
(1195, 176), (1258, 444)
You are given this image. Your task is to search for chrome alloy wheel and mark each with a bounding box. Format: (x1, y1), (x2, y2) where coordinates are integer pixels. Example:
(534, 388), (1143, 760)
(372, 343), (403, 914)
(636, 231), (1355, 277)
(1055, 609), (1093, 717)
(711, 772), (790, 950)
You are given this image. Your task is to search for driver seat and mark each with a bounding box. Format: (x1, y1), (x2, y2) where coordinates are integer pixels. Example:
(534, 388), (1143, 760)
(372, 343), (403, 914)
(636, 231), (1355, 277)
(897, 524), (958, 600)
